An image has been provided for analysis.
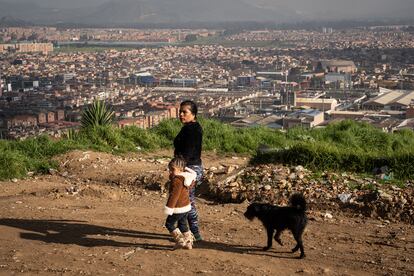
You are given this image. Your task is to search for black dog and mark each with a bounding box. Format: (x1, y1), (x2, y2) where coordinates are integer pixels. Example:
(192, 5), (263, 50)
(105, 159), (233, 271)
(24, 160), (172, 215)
(244, 193), (307, 258)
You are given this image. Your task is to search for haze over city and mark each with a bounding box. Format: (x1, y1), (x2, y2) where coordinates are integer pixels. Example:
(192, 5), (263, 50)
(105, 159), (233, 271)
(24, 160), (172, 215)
(0, 0), (413, 25)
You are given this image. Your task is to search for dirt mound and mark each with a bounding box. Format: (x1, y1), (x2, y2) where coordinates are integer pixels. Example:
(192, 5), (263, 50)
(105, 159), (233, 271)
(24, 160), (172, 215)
(77, 185), (124, 200)
(23, 182), (126, 201)
(202, 164), (414, 224)
(53, 150), (249, 193)
(53, 150), (414, 224)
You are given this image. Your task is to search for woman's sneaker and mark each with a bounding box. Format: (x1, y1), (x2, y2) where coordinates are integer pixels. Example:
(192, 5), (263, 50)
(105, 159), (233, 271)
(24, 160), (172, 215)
(193, 232), (203, 242)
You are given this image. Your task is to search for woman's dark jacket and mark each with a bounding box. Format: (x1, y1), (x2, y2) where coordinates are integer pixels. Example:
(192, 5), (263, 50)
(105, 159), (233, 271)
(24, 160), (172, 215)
(174, 121), (203, 166)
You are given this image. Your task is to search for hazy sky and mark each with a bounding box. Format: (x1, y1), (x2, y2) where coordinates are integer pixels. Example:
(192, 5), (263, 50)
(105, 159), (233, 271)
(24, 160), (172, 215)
(3, 0), (108, 8)
(1, 0), (413, 22)
(254, 0), (414, 19)
(34, 0), (414, 13)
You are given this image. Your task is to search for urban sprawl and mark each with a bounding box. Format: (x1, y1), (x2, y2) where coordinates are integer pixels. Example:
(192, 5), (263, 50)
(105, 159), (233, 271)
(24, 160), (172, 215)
(1, 26), (414, 139)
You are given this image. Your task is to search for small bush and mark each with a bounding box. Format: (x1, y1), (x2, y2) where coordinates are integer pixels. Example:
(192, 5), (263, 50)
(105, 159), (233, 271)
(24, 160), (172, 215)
(78, 126), (136, 153)
(122, 126), (170, 151)
(0, 150), (28, 180)
(151, 119), (181, 142)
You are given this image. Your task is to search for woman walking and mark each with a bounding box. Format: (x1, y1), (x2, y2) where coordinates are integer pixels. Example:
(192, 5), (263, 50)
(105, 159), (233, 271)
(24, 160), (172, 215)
(174, 100), (203, 241)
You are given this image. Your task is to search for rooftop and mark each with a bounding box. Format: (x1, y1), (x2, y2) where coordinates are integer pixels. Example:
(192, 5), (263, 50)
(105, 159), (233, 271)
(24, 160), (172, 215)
(366, 90), (414, 106)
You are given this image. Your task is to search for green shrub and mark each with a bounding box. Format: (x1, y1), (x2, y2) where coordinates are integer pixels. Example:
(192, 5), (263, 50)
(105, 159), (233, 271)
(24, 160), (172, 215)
(151, 119), (181, 142)
(0, 150), (28, 180)
(11, 135), (80, 158)
(78, 126), (136, 153)
(252, 121), (414, 180)
(1, 118), (414, 181)
(122, 126), (170, 150)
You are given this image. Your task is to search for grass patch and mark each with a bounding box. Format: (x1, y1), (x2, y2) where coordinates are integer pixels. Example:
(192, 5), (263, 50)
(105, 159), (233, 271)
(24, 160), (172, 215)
(54, 45), (133, 53)
(347, 181), (361, 190)
(178, 35), (296, 48)
(253, 120), (414, 180)
(377, 178), (406, 188)
(1, 119), (414, 181)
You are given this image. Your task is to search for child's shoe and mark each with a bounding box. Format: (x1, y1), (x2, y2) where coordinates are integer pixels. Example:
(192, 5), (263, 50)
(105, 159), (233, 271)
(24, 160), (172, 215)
(182, 231), (194, 250)
(170, 229), (185, 250)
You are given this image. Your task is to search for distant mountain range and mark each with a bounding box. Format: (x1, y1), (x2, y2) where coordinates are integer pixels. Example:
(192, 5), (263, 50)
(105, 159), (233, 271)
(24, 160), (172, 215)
(84, 0), (293, 24)
(0, 16), (31, 27)
(0, 0), (413, 27)
(0, 0), (289, 25)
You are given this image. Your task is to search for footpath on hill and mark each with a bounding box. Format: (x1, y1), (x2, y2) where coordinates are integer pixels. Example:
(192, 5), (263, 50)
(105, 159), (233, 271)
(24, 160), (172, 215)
(0, 150), (413, 275)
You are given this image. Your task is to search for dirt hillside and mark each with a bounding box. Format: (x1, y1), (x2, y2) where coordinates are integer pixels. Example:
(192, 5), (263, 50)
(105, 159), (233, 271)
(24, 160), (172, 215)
(0, 150), (413, 275)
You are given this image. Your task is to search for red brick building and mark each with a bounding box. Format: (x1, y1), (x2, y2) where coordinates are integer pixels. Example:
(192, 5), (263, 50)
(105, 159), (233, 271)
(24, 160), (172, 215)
(6, 115), (38, 128)
(407, 104), (414, 119)
(47, 112), (55, 123)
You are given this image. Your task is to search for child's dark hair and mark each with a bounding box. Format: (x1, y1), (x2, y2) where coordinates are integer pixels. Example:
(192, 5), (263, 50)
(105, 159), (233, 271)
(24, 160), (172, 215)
(180, 100), (198, 118)
(168, 156), (186, 171)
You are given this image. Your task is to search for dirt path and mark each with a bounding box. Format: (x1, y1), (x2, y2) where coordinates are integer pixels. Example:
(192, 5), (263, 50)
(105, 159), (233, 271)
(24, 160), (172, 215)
(0, 151), (413, 275)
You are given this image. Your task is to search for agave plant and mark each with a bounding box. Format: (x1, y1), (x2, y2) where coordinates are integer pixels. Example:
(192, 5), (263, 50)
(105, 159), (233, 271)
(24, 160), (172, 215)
(80, 100), (114, 129)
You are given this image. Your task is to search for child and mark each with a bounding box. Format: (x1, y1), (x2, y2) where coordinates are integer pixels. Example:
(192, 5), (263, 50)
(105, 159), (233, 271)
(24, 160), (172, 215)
(164, 156), (197, 249)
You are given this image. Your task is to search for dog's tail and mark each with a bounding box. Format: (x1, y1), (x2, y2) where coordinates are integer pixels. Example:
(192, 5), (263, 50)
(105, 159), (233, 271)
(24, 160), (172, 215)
(289, 193), (307, 212)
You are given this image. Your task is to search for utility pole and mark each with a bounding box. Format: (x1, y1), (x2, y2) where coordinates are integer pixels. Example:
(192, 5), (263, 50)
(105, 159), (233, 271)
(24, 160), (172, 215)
(322, 84), (325, 116)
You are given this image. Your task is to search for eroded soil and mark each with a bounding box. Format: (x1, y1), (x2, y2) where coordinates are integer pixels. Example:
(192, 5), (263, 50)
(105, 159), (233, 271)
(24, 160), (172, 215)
(0, 150), (413, 275)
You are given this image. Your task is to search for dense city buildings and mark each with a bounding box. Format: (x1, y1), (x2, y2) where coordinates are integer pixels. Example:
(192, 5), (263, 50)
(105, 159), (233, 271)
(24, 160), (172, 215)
(0, 27), (217, 44)
(0, 42), (53, 54)
(1, 26), (414, 139)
